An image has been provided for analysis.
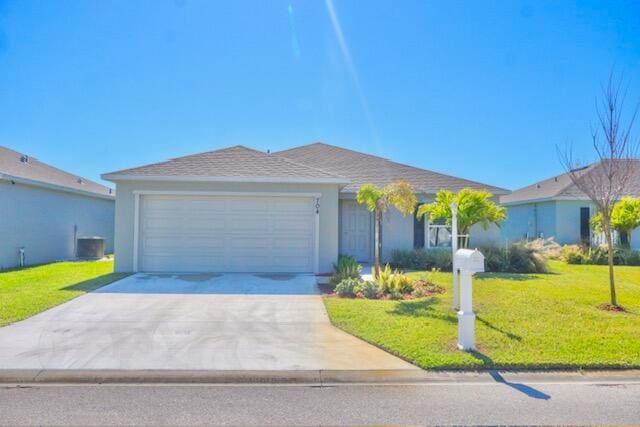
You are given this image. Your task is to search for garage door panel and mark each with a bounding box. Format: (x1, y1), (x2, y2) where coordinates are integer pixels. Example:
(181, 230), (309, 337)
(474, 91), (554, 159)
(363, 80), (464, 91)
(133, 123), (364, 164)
(229, 217), (269, 232)
(272, 218), (314, 233)
(272, 238), (312, 249)
(144, 236), (226, 250)
(139, 195), (316, 273)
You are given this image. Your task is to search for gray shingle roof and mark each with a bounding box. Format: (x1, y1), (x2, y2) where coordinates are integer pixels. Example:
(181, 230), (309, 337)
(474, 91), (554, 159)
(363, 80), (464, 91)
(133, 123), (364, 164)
(0, 146), (114, 198)
(102, 145), (348, 183)
(500, 159), (640, 205)
(276, 142), (510, 195)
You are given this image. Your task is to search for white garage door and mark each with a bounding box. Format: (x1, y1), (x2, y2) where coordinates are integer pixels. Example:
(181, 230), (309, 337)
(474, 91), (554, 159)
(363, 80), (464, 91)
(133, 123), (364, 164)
(139, 194), (317, 273)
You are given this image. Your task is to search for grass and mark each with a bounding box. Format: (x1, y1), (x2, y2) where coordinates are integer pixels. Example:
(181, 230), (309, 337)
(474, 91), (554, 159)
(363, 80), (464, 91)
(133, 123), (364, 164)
(0, 260), (128, 327)
(323, 261), (640, 370)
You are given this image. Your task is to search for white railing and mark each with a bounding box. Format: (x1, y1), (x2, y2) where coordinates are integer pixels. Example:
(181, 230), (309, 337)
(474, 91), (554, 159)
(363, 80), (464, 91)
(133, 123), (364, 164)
(591, 231), (620, 247)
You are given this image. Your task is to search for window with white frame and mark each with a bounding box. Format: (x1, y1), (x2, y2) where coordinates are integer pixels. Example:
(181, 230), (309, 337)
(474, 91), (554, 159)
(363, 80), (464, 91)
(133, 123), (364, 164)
(426, 218), (452, 248)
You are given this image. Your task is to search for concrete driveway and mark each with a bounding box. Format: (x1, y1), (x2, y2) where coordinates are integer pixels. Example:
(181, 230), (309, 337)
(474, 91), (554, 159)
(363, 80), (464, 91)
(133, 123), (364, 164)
(0, 273), (417, 371)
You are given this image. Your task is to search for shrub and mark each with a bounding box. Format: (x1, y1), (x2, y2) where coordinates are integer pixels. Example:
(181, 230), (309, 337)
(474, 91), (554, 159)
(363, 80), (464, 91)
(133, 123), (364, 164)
(389, 273), (414, 294)
(480, 246), (509, 272)
(562, 245), (640, 266)
(507, 242), (549, 274)
(618, 249), (640, 266)
(331, 254), (362, 285)
(334, 278), (361, 297)
(376, 263), (394, 291)
(388, 289), (404, 300)
(562, 245), (586, 264)
(526, 238), (563, 260)
(478, 242), (548, 274)
(391, 244), (548, 274)
(357, 280), (380, 299)
(376, 263), (413, 295)
(390, 249), (452, 271)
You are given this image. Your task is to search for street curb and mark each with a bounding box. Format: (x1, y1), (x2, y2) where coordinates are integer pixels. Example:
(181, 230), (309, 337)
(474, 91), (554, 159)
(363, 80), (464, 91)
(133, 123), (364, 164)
(2, 369), (640, 384)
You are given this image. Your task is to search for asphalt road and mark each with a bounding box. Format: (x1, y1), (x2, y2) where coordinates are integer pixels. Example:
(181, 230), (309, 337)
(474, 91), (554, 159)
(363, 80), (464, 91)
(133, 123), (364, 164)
(1, 380), (640, 426)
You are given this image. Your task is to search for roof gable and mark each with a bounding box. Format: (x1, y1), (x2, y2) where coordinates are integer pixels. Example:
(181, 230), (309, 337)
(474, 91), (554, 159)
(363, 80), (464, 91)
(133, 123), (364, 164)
(276, 142), (509, 195)
(0, 146), (114, 198)
(102, 145), (348, 184)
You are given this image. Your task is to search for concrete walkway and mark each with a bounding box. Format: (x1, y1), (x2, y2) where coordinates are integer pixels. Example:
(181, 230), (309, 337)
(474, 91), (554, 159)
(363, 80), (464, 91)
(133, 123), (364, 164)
(0, 273), (417, 372)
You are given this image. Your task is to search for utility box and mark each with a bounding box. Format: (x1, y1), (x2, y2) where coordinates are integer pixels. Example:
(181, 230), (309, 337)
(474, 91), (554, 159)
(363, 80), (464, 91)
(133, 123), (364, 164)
(454, 249), (485, 274)
(77, 237), (105, 260)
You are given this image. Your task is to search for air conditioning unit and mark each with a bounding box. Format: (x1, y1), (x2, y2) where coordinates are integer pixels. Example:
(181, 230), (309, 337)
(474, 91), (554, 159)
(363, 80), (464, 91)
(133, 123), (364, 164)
(76, 237), (105, 260)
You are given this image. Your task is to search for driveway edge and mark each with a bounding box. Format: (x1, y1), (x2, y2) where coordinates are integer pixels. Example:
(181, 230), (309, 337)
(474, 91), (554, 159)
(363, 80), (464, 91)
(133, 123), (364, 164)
(2, 369), (640, 384)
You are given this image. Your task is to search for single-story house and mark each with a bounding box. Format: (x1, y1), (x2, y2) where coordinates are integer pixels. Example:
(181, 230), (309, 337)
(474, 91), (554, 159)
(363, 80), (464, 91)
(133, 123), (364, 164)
(102, 143), (508, 274)
(0, 146), (115, 269)
(500, 160), (640, 249)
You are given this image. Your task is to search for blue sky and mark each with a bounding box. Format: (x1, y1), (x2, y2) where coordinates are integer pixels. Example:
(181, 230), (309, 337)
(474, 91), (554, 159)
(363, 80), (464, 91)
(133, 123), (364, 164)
(0, 0), (638, 190)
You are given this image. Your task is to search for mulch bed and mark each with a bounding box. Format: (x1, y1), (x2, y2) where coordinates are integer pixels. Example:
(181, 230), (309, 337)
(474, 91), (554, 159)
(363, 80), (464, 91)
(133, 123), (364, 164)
(597, 303), (627, 312)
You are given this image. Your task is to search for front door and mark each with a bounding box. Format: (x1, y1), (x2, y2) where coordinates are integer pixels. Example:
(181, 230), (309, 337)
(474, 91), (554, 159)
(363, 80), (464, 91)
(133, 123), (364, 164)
(340, 200), (372, 262)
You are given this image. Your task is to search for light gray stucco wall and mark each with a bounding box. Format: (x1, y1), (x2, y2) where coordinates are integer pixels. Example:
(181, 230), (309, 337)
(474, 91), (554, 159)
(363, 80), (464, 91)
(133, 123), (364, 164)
(501, 201), (557, 243)
(554, 200), (595, 245)
(111, 180), (340, 273)
(469, 224), (503, 247)
(381, 208), (414, 262)
(632, 227), (640, 250)
(0, 180), (115, 269)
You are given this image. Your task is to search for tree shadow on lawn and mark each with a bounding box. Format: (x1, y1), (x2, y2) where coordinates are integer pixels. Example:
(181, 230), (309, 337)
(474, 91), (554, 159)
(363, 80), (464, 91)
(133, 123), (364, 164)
(62, 273), (130, 292)
(388, 298), (457, 324)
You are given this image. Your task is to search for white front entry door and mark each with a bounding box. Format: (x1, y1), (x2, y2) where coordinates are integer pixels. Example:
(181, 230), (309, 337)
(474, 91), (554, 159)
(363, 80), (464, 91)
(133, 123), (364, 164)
(139, 194), (317, 273)
(340, 200), (372, 262)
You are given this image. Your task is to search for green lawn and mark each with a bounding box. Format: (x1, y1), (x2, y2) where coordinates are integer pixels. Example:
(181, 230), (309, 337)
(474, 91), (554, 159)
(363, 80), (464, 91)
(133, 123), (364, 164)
(324, 261), (640, 370)
(0, 260), (128, 327)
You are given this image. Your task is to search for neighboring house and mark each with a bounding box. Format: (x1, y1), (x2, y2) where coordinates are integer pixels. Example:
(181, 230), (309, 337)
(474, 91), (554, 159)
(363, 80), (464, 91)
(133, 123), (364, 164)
(0, 146), (115, 269)
(500, 160), (640, 249)
(102, 143), (508, 274)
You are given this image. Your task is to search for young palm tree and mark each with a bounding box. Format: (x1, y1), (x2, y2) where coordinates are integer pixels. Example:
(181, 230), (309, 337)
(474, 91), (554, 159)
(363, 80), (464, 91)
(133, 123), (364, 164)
(417, 188), (506, 248)
(356, 181), (417, 277)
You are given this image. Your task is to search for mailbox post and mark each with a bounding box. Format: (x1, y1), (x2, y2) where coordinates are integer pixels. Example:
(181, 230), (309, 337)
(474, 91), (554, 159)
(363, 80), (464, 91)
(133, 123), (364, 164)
(454, 248), (485, 351)
(450, 202), (459, 310)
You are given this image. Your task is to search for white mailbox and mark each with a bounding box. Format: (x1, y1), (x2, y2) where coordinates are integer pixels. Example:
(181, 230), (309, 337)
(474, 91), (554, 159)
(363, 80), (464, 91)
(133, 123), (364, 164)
(454, 249), (485, 274)
(454, 248), (485, 351)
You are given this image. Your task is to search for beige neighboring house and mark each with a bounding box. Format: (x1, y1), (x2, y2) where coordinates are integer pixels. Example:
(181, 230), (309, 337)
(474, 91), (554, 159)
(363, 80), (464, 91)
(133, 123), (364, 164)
(0, 146), (115, 269)
(102, 143), (508, 274)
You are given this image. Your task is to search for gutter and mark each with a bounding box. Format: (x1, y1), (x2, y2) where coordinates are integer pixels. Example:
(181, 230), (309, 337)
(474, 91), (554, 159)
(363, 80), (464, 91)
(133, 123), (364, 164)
(0, 173), (115, 201)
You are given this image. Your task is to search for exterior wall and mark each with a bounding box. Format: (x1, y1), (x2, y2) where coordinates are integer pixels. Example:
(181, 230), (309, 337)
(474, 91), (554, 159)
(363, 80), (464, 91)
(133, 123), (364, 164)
(0, 180), (115, 269)
(501, 201), (557, 243)
(469, 223), (502, 247)
(381, 208), (414, 262)
(632, 227), (640, 250)
(112, 180), (340, 273)
(554, 200), (596, 245)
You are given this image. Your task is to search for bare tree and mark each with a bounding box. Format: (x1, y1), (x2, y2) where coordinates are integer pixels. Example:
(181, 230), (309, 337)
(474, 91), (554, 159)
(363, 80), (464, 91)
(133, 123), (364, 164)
(560, 71), (639, 308)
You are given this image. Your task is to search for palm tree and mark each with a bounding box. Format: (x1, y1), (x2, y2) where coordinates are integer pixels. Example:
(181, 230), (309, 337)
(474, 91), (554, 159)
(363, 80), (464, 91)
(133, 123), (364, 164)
(356, 181), (417, 277)
(417, 188), (506, 248)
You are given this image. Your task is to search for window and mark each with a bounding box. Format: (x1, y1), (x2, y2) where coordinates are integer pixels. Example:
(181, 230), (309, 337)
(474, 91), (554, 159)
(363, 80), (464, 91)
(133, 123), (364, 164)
(427, 218), (452, 248)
